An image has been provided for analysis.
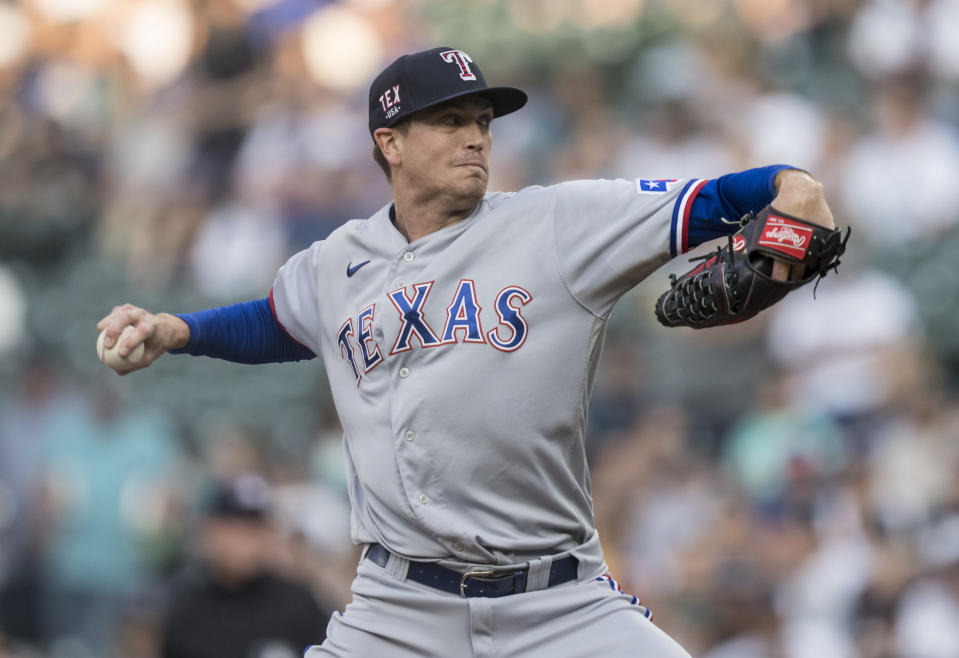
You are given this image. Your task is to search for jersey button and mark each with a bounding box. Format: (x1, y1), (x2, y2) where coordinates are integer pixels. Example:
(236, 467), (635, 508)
(418, 494), (428, 504)
(403, 251), (415, 262)
(405, 430), (416, 442)
(452, 541), (464, 552)
(399, 367), (410, 378)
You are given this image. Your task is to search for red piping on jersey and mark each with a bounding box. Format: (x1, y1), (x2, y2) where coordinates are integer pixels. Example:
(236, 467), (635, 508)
(269, 288), (310, 348)
(682, 179), (709, 254)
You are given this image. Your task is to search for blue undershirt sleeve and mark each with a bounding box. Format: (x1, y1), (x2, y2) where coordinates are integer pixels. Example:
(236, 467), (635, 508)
(687, 164), (795, 248)
(168, 298), (316, 364)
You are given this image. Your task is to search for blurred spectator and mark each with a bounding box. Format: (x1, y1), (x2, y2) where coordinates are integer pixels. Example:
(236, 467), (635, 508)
(186, 0), (269, 204)
(0, 357), (75, 647)
(721, 369), (846, 516)
(741, 90), (827, 172)
(840, 74), (959, 246)
(765, 269), (921, 419)
(775, 510), (873, 658)
(893, 513), (959, 658)
(614, 97), (737, 181)
(160, 474), (332, 658)
(592, 406), (724, 598)
(549, 66), (627, 180)
(39, 380), (182, 656)
(0, 114), (98, 264)
(846, 0), (925, 79)
(852, 524), (915, 658)
(187, 196), (287, 301)
(271, 478), (355, 612)
(867, 392), (959, 534)
(698, 556), (778, 658)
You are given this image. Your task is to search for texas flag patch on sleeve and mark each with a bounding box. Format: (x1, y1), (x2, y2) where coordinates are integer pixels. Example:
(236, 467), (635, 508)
(637, 179), (678, 194)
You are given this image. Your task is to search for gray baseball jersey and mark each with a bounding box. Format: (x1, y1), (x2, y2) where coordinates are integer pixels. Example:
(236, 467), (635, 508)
(271, 177), (705, 570)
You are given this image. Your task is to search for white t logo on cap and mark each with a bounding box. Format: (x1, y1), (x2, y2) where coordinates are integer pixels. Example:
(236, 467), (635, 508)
(440, 50), (477, 81)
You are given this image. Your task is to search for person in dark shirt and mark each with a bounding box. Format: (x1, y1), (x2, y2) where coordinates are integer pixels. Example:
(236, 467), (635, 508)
(161, 474), (332, 658)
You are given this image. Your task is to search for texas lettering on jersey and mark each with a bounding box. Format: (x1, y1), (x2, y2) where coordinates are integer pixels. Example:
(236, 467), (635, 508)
(337, 279), (532, 384)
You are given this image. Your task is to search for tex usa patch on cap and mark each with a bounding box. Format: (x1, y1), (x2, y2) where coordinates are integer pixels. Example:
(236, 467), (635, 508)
(637, 179), (678, 194)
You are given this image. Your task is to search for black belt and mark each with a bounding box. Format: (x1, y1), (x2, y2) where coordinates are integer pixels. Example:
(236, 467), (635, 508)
(366, 543), (579, 598)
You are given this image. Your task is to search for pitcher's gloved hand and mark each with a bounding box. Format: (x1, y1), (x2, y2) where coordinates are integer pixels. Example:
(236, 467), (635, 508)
(655, 206), (851, 329)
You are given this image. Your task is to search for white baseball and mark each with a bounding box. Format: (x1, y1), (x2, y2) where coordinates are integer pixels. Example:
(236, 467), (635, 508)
(97, 325), (145, 371)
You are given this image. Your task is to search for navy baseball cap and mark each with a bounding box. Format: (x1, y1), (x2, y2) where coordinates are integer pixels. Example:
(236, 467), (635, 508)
(368, 46), (528, 134)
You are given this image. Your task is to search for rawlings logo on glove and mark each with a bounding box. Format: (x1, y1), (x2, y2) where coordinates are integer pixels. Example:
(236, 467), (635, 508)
(759, 216), (814, 258)
(654, 206), (850, 330)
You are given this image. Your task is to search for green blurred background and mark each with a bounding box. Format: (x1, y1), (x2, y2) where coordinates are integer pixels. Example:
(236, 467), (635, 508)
(2, 1), (959, 657)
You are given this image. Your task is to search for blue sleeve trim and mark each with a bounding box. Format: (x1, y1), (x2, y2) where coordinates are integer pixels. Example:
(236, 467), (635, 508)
(686, 164), (794, 248)
(168, 298), (316, 364)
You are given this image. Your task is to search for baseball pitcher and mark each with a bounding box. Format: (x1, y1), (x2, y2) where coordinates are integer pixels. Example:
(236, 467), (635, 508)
(97, 47), (847, 657)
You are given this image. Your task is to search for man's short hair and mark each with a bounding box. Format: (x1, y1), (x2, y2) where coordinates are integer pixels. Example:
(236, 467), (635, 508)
(372, 119), (409, 182)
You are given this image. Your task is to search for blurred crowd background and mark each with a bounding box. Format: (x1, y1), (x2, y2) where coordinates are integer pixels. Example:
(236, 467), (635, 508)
(2, 0), (959, 656)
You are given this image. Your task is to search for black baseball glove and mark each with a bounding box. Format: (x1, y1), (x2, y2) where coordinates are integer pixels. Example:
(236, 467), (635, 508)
(655, 205), (850, 329)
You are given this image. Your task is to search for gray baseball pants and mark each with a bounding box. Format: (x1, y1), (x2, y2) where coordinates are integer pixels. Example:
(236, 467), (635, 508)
(305, 548), (692, 658)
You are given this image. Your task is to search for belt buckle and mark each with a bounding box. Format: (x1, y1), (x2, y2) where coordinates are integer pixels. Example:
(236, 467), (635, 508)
(459, 568), (495, 598)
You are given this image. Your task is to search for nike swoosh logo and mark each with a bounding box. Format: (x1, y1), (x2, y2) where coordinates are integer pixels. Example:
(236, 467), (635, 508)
(346, 260), (371, 277)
